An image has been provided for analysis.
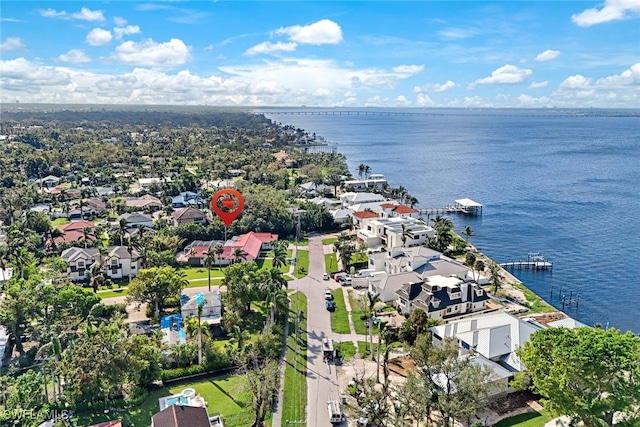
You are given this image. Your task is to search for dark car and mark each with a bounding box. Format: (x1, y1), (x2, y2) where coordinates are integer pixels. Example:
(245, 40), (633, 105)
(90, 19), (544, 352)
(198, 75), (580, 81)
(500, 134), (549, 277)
(326, 300), (335, 311)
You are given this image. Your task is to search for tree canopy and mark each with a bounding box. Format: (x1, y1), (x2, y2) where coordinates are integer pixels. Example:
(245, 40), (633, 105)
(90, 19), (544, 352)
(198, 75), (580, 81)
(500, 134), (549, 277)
(518, 326), (640, 427)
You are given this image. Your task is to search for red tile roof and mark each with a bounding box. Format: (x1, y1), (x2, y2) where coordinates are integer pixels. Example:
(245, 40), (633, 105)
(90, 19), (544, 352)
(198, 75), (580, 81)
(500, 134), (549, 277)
(380, 203), (397, 208)
(54, 221), (96, 244)
(353, 211), (378, 219)
(393, 205), (418, 214)
(188, 232), (278, 261)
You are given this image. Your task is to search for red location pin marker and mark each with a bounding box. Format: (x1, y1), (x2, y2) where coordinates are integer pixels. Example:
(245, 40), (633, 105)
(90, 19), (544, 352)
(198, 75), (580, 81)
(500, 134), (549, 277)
(211, 189), (245, 227)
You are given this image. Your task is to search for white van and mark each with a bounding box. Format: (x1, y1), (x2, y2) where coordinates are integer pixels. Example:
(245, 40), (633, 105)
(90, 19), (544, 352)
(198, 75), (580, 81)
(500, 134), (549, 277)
(327, 398), (344, 424)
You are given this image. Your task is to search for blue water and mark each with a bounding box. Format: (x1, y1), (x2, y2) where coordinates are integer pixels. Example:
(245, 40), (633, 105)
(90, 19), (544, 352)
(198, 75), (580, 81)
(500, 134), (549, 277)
(262, 108), (640, 334)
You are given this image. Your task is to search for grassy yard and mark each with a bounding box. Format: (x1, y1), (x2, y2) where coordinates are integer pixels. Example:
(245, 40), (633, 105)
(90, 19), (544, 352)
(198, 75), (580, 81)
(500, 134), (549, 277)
(325, 253), (338, 273)
(73, 374), (257, 427)
(357, 340), (371, 358)
(336, 341), (356, 361)
(292, 249), (309, 279)
(178, 266), (225, 281)
(282, 291), (307, 424)
(330, 288), (351, 334)
(494, 410), (553, 427)
(51, 217), (69, 226)
(348, 290), (369, 335)
(512, 282), (557, 314)
(322, 236), (338, 246)
(256, 257), (290, 274)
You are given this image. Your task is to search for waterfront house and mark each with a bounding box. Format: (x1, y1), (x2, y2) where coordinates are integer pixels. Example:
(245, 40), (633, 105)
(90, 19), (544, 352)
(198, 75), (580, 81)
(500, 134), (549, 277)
(395, 275), (489, 320)
(430, 310), (540, 372)
(351, 210), (379, 230)
(61, 245), (139, 281)
(172, 207), (208, 227)
(343, 175), (388, 192)
(355, 246), (482, 302)
(380, 203), (419, 219)
(356, 217), (434, 249)
(340, 192), (386, 208)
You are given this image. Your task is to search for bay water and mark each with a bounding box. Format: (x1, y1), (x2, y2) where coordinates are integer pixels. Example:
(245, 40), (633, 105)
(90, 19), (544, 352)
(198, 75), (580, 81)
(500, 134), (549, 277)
(262, 108), (640, 334)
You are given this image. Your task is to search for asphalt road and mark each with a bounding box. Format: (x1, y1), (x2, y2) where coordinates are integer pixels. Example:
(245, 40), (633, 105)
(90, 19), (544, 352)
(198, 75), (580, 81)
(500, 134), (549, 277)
(292, 235), (345, 427)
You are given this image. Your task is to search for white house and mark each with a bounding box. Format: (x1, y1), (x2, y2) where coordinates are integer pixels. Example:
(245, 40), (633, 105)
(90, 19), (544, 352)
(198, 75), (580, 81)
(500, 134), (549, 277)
(340, 192), (386, 208)
(61, 246), (139, 281)
(181, 291), (222, 325)
(343, 175), (388, 192)
(379, 203), (420, 219)
(138, 177), (172, 189)
(357, 217), (434, 249)
(299, 181), (331, 196)
(118, 212), (155, 229)
(310, 196), (342, 210)
(330, 208), (354, 225)
(430, 310), (541, 372)
(36, 175), (61, 188)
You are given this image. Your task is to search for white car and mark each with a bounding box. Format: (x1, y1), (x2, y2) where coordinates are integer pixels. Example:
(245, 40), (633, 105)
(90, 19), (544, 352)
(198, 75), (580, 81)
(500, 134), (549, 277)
(324, 289), (333, 300)
(323, 273), (330, 280)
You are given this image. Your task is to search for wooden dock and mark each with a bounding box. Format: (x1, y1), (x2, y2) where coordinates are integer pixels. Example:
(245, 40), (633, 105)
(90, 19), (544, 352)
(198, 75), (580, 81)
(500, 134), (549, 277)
(500, 253), (553, 271)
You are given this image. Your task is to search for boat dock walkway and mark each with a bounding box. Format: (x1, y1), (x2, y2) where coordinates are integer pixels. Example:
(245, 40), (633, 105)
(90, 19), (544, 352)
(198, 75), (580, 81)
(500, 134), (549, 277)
(500, 253), (553, 271)
(417, 198), (483, 217)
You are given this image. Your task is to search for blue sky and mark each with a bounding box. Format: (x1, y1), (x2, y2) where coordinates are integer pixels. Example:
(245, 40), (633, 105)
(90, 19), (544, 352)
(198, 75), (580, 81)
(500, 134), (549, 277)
(1, 1), (639, 107)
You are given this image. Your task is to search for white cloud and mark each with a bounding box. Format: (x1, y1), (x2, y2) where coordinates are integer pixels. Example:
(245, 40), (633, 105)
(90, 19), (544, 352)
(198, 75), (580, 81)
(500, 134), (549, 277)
(71, 7), (105, 22)
(244, 41), (298, 56)
(40, 8), (67, 18)
(56, 49), (91, 64)
(437, 27), (480, 39)
(274, 19), (343, 45)
(114, 25), (141, 40)
(205, 45), (214, 51)
(391, 64), (424, 76)
(416, 93), (435, 106)
(414, 80), (456, 93)
(86, 28), (113, 46)
(595, 63), (640, 87)
(0, 58), (72, 93)
(559, 74), (593, 89)
(572, 0), (640, 26)
(394, 95), (410, 106)
(113, 17), (127, 27)
(529, 81), (549, 88)
(40, 7), (105, 21)
(0, 37), (25, 51)
(536, 49), (561, 62)
(110, 38), (191, 68)
(471, 65), (532, 88)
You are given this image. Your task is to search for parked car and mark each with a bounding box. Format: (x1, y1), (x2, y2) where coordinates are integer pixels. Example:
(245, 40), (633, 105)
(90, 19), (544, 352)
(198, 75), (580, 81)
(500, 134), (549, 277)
(323, 273), (330, 280)
(325, 289), (333, 300)
(326, 300), (335, 311)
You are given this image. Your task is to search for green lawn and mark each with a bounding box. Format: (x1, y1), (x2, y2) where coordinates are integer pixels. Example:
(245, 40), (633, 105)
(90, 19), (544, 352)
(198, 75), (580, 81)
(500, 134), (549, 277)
(282, 291), (307, 424)
(512, 283), (557, 314)
(256, 256), (290, 274)
(325, 253), (338, 273)
(322, 237), (338, 246)
(73, 375), (257, 427)
(336, 341), (356, 360)
(348, 290), (369, 335)
(292, 249), (309, 279)
(357, 340), (371, 358)
(178, 266), (225, 281)
(330, 288), (351, 334)
(494, 410), (553, 427)
(51, 217), (69, 226)
(351, 252), (368, 263)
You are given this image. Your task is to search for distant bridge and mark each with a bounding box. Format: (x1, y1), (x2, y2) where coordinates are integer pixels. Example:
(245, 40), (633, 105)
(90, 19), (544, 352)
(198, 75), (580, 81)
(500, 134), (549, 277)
(259, 110), (575, 118)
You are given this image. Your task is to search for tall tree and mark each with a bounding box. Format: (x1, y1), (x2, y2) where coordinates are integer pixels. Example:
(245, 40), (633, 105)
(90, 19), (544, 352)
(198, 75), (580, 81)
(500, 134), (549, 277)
(241, 349), (280, 427)
(126, 266), (185, 317)
(518, 327), (640, 427)
(271, 241), (288, 270)
(487, 261), (503, 294)
(462, 225), (475, 245)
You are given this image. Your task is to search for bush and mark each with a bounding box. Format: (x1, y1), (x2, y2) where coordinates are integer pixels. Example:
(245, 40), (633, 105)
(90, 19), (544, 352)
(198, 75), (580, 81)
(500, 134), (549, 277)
(160, 365), (206, 381)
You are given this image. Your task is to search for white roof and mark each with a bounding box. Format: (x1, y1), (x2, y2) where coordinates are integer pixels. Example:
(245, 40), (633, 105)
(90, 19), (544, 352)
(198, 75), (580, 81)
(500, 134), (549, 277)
(455, 198), (482, 207)
(0, 268), (14, 283)
(547, 317), (587, 329)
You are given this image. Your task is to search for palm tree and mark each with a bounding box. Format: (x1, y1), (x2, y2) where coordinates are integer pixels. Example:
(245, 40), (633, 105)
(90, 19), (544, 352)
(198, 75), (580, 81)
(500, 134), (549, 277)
(462, 225), (475, 246)
(363, 291), (382, 359)
(358, 163), (367, 179)
(215, 243), (225, 267)
(232, 248), (247, 264)
(265, 267), (287, 291)
(80, 227), (93, 249)
(364, 164), (371, 178)
(271, 242), (288, 270)
(117, 217), (128, 246)
(488, 261), (503, 294)
(400, 223), (411, 247)
(204, 246), (217, 292)
(474, 259), (485, 283)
